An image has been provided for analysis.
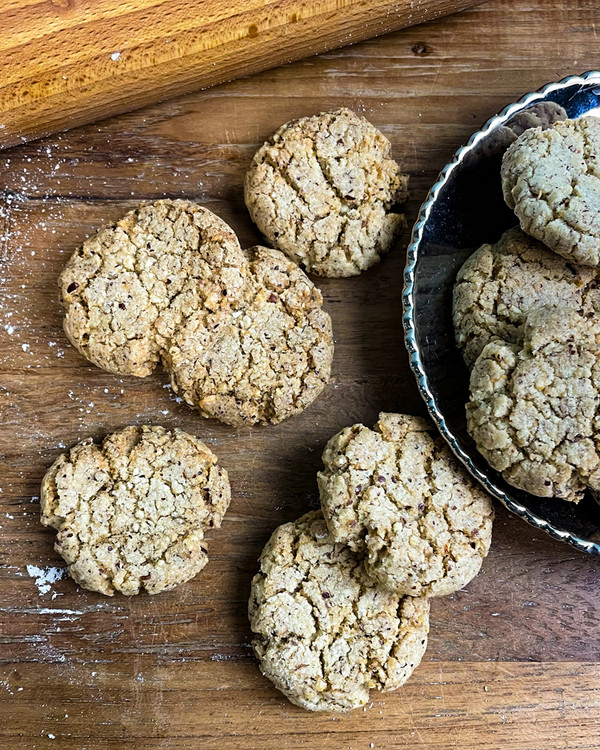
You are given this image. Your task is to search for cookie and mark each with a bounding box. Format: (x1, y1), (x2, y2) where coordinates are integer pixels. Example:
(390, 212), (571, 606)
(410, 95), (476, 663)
(165, 245), (334, 426)
(461, 101), (567, 166)
(318, 413), (493, 598)
(248, 511), (429, 712)
(501, 116), (600, 266)
(453, 227), (600, 368)
(40, 425), (230, 596)
(467, 306), (600, 502)
(244, 108), (408, 277)
(60, 199), (248, 376)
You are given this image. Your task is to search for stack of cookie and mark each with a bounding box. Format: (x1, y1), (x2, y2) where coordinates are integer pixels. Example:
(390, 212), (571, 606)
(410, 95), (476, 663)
(453, 115), (600, 503)
(249, 413), (493, 712)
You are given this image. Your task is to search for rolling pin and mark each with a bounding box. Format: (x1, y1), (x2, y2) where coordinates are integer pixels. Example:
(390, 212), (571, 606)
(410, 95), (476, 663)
(0, 0), (487, 148)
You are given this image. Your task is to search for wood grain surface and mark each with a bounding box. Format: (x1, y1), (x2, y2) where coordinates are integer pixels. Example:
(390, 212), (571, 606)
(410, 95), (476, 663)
(2, 0), (600, 747)
(0, 0), (486, 150)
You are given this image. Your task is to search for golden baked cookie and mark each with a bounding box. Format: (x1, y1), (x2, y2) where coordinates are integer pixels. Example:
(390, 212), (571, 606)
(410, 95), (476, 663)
(453, 227), (600, 368)
(467, 306), (600, 502)
(165, 245), (334, 426)
(40, 425), (230, 596)
(501, 116), (600, 266)
(248, 511), (429, 712)
(318, 413), (493, 597)
(60, 199), (248, 376)
(244, 108), (408, 277)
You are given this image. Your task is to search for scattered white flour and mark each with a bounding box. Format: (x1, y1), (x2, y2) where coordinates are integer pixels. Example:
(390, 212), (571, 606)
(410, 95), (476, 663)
(110, 51), (121, 61)
(26, 565), (66, 596)
(162, 383), (183, 404)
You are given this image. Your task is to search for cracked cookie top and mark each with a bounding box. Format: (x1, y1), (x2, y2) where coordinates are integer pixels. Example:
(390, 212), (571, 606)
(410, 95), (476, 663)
(248, 511), (429, 712)
(501, 116), (600, 266)
(165, 245), (334, 426)
(467, 305), (600, 502)
(318, 414), (493, 598)
(244, 108), (408, 277)
(453, 227), (600, 368)
(60, 199), (248, 376)
(40, 425), (230, 596)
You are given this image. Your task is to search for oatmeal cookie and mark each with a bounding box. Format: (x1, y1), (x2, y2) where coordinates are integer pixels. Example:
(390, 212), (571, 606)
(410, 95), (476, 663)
(40, 425), (230, 596)
(501, 116), (600, 266)
(453, 227), (600, 368)
(165, 245), (334, 426)
(462, 102), (567, 166)
(467, 306), (600, 502)
(60, 199), (248, 376)
(244, 108), (408, 277)
(248, 511), (429, 712)
(318, 414), (493, 598)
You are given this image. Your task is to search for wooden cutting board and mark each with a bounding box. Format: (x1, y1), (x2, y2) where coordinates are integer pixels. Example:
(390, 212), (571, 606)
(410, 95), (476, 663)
(0, 0), (486, 148)
(3, 1), (600, 749)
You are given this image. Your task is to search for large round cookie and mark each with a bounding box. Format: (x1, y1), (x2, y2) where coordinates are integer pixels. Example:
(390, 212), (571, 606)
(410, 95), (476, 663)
(318, 413), (493, 598)
(453, 227), (600, 368)
(248, 511), (429, 712)
(40, 426), (230, 595)
(244, 108), (408, 277)
(60, 199), (248, 376)
(165, 245), (334, 426)
(501, 116), (600, 266)
(467, 306), (600, 503)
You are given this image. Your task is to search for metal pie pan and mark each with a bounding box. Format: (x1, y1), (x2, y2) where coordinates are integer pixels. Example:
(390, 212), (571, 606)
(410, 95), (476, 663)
(403, 71), (600, 554)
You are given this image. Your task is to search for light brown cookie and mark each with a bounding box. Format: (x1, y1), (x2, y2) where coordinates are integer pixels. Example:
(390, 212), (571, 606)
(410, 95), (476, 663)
(40, 425), (230, 596)
(165, 245), (334, 426)
(248, 511), (429, 712)
(453, 227), (600, 368)
(501, 116), (600, 266)
(467, 306), (600, 502)
(244, 108), (408, 277)
(60, 199), (248, 376)
(318, 413), (493, 598)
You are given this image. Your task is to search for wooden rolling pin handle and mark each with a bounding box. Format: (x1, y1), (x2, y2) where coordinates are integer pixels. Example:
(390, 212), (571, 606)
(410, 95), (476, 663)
(0, 0), (488, 148)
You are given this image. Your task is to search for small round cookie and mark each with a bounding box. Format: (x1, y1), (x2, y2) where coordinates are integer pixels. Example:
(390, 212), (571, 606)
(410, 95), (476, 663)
(40, 425), (230, 596)
(467, 305), (600, 502)
(60, 199), (249, 376)
(501, 116), (600, 266)
(318, 413), (493, 598)
(453, 226), (600, 368)
(244, 108), (408, 277)
(248, 511), (429, 712)
(462, 101), (567, 164)
(165, 246), (334, 426)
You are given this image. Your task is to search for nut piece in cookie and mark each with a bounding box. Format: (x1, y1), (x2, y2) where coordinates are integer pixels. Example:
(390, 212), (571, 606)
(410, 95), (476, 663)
(165, 246), (334, 426)
(248, 511), (429, 712)
(501, 116), (600, 266)
(453, 226), (600, 368)
(318, 413), (493, 598)
(40, 426), (230, 596)
(467, 305), (600, 502)
(244, 108), (408, 277)
(60, 199), (248, 376)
